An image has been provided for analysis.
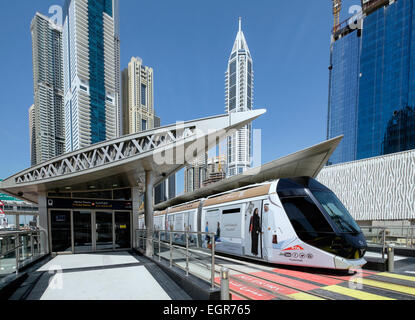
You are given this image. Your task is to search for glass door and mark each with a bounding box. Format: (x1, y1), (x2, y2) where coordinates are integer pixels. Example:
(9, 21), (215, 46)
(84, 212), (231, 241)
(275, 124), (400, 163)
(95, 211), (114, 251)
(115, 212), (131, 249)
(73, 211), (92, 253)
(50, 210), (72, 253)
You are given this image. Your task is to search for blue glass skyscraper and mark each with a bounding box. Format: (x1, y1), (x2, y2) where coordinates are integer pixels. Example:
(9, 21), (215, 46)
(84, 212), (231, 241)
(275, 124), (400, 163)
(328, 0), (415, 164)
(63, 0), (121, 152)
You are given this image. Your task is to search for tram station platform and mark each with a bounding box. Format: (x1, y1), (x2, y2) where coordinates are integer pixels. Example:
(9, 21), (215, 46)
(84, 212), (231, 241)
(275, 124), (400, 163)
(137, 244), (415, 301)
(3, 245), (415, 301)
(7, 251), (191, 300)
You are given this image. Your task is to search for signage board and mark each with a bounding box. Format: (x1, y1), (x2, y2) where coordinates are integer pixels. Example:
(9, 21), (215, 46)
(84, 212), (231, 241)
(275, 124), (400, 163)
(47, 198), (133, 211)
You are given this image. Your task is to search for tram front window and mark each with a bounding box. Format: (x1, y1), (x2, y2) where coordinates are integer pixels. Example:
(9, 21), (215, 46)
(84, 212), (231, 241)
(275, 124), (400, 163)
(311, 191), (361, 234)
(281, 197), (333, 242)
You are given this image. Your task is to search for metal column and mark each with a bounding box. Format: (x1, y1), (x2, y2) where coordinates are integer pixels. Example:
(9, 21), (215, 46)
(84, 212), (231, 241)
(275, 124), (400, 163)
(387, 245), (395, 273)
(145, 170), (154, 257)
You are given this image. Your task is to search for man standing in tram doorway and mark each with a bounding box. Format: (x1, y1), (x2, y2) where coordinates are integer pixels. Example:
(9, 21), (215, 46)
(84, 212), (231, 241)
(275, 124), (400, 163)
(249, 208), (261, 256)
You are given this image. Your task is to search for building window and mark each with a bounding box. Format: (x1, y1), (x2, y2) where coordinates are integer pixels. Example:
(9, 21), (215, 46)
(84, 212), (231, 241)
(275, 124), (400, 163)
(142, 119), (147, 131)
(141, 84), (147, 106)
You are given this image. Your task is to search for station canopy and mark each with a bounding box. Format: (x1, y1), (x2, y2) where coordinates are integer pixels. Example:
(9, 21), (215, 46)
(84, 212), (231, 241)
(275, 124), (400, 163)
(0, 110), (266, 203)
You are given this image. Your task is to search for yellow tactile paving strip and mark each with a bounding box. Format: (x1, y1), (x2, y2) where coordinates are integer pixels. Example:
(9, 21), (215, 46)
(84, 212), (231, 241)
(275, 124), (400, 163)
(358, 279), (415, 296)
(288, 292), (326, 300)
(377, 272), (415, 282)
(319, 285), (395, 300)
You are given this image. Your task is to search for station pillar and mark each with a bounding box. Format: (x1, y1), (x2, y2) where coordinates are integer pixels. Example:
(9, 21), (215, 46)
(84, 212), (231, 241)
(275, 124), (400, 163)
(145, 170), (155, 257)
(37, 192), (49, 254)
(132, 187), (141, 249)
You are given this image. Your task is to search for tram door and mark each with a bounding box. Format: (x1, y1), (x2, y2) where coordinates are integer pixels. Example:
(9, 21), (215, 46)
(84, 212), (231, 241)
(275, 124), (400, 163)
(244, 200), (263, 259)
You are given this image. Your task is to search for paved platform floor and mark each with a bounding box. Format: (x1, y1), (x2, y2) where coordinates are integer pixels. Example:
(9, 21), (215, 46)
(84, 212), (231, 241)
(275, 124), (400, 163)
(38, 251), (138, 272)
(20, 251), (191, 300)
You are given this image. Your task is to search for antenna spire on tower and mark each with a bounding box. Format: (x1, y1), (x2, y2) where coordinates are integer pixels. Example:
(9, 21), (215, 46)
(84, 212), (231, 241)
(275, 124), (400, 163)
(239, 17), (242, 32)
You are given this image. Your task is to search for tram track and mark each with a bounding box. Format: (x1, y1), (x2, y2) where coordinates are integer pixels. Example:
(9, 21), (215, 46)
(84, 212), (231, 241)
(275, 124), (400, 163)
(181, 248), (415, 300)
(168, 247), (335, 300)
(317, 271), (415, 300)
(154, 241), (415, 300)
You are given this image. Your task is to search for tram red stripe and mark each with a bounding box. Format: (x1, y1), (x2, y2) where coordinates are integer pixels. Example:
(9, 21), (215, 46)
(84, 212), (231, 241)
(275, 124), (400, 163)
(250, 271), (320, 291)
(227, 278), (279, 300)
(354, 269), (378, 275)
(215, 276), (281, 300)
(271, 268), (343, 286)
(232, 274), (299, 295)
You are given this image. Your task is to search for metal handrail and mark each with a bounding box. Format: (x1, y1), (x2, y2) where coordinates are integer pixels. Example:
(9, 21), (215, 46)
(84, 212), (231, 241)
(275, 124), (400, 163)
(361, 226), (415, 230)
(360, 226), (415, 253)
(0, 229), (45, 276)
(135, 229), (218, 290)
(0, 234), (41, 257)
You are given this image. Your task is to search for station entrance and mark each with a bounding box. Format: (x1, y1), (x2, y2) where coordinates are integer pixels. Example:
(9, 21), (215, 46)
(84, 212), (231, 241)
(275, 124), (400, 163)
(47, 196), (133, 254)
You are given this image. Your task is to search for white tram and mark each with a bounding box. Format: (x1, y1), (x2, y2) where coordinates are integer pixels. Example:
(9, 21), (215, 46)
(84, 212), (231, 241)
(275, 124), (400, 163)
(139, 177), (367, 270)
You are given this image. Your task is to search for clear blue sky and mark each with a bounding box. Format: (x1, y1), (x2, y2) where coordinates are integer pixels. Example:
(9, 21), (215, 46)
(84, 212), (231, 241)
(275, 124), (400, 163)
(0, 0), (359, 184)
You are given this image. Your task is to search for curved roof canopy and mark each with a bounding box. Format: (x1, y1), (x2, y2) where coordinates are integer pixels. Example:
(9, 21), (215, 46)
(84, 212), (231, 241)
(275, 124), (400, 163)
(0, 110), (266, 203)
(154, 136), (343, 211)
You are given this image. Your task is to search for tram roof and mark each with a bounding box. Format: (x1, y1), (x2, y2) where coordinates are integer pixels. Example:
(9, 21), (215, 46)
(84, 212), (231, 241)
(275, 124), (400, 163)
(203, 184), (272, 207)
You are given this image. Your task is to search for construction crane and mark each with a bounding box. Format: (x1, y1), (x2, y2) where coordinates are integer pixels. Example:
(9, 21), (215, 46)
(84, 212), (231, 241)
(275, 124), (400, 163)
(332, 0), (342, 32)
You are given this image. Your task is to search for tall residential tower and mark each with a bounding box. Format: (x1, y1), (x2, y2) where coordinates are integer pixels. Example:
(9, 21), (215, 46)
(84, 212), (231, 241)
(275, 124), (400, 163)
(30, 13), (64, 165)
(121, 56), (175, 202)
(63, 0), (120, 152)
(122, 57), (155, 135)
(225, 18), (253, 177)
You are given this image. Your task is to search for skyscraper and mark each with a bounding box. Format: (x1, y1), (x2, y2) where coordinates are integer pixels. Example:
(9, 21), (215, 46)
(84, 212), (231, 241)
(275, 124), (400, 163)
(30, 13), (64, 165)
(328, 0), (415, 164)
(225, 18), (253, 177)
(184, 153), (207, 194)
(121, 57), (175, 202)
(122, 57), (155, 135)
(63, 0), (120, 152)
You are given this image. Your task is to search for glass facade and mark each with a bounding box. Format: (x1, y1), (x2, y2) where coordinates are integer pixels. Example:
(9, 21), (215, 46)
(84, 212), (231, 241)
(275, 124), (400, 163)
(328, 31), (361, 164)
(328, 0), (415, 164)
(88, 0), (112, 144)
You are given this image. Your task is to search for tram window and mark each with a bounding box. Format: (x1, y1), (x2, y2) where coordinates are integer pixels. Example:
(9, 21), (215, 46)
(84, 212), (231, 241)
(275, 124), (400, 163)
(281, 197), (333, 240)
(311, 191), (361, 233)
(222, 208), (240, 215)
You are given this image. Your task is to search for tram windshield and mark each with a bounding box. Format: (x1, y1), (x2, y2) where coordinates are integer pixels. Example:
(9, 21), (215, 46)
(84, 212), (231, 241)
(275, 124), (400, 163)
(311, 190), (361, 234)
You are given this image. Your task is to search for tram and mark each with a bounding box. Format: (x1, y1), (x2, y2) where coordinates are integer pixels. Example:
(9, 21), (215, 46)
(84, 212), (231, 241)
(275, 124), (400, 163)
(139, 177), (367, 270)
